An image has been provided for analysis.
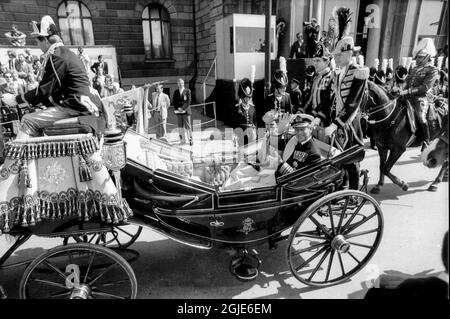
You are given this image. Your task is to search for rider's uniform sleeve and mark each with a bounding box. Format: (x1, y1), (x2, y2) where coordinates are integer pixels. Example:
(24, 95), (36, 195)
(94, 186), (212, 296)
(406, 66), (439, 96)
(334, 67), (369, 127)
(16, 55), (66, 106)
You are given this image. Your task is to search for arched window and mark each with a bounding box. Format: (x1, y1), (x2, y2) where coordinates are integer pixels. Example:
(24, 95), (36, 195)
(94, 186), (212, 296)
(142, 4), (172, 60)
(58, 1), (94, 46)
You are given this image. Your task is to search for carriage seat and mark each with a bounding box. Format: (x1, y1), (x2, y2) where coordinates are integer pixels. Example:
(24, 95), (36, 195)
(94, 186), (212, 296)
(43, 115), (106, 136)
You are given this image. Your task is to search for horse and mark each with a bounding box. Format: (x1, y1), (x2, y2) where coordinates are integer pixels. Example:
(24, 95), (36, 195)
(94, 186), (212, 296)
(421, 119), (449, 191)
(361, 81), (447, 194)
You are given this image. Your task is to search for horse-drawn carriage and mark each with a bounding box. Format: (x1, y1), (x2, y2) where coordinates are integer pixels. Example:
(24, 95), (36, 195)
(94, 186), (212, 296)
(0, 87), (384, 299)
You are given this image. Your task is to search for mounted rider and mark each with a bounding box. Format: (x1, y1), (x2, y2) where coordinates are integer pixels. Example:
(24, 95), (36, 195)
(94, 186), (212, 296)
(1, 16), (104, 139)
(392, 38), (439, 144)
(323, 7), (369, 191)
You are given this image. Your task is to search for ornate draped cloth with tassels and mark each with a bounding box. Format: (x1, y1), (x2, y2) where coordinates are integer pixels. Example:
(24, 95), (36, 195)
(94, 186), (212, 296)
(0, 134), (132, 234)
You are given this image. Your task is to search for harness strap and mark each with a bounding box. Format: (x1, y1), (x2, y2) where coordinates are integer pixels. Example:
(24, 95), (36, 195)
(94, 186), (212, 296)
(367, 100), (398, 125)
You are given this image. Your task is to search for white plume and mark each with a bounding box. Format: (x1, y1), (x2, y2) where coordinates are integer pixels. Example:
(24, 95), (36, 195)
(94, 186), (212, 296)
(250, 65), (256, 83)
(279, 56), (287, 74)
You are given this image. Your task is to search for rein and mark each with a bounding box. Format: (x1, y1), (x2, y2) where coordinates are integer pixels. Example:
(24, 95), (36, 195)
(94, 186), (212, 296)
(365, 99), (399, 125)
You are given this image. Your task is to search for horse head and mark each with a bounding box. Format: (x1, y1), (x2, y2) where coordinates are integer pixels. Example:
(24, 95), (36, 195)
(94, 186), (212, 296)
(422, 116), (449, 168)
(361, 81), (393, 116)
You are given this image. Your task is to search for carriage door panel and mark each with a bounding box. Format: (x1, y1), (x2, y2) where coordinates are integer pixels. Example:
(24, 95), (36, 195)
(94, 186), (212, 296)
(213, 187), (280, 243)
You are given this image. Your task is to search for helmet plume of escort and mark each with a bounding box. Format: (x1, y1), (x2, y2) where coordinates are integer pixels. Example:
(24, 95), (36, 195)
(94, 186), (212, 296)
(329, 7), (356, 54)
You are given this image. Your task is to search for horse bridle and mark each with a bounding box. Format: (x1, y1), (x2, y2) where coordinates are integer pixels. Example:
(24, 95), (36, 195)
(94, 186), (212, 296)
(363, 97), (399, 125)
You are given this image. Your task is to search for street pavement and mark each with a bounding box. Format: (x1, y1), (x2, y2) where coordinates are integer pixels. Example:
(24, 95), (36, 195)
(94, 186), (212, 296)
(0, 141), (448, 299)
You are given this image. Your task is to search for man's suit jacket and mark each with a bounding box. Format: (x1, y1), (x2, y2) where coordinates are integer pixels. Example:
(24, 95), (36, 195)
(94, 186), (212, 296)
(150, 91), (170, 120)
(91, 61), (109, 75)
(173, 88), (192, 115)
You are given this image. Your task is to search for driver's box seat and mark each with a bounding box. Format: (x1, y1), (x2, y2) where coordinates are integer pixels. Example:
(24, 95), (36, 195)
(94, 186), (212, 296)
(43, 116), (106, 136)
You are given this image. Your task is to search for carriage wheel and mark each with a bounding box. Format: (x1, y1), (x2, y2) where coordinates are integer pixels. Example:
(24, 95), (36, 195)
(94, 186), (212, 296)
(19, 243), (137, 299)
(287, 190), (383, 287)
(63, 225), (143, 249)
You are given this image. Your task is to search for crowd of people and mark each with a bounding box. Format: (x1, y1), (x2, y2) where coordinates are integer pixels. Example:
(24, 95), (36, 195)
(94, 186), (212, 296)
(0, 48), (124, 102)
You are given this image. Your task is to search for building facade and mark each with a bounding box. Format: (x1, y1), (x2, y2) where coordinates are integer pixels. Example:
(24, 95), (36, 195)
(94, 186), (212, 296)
(0, 0), (447, 102)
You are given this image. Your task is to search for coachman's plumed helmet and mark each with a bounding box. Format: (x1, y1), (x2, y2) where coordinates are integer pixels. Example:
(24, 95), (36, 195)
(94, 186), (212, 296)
(238, 78), (253, 99)
(272, 69), (288, 89)
(30, 16), (58, 38)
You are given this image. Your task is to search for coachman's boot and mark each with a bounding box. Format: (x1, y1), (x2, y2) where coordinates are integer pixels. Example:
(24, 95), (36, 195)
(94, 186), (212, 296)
(420, 122), (431, 151)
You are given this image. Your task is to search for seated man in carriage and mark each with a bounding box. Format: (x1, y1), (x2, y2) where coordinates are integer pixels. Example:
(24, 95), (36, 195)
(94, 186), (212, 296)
(1, 16), (104, 139)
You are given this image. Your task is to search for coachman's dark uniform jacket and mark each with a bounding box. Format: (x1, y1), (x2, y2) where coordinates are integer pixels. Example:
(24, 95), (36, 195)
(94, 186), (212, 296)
(264, 92), (293, 114)
(331, 63), (369, 149)
(16, 46), (102, 115)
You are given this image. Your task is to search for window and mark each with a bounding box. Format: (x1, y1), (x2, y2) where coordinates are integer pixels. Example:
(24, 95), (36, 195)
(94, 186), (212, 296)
(58, 1), (94, 46)
(142, 4), (172, 60)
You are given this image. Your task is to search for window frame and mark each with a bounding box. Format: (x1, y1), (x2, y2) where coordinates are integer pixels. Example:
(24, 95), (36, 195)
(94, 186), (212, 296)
(142, 4), (173, 61)
(57, 0), (94, 46)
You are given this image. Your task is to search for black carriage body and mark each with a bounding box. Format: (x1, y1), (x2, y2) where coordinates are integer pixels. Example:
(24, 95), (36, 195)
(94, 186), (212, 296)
(121, 145), (364, 249)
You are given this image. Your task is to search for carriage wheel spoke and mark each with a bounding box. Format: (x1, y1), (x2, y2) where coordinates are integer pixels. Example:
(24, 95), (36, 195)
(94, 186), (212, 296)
(328, 203), (336, 236)
(341, 199), (367, 232)
(345, 228), (379, 239)
(84, 251), (97, 283)
(97, 279), (128, 287)
(91, 290), (126, 299)
(88, 263), (118, 286)
(296, 231), (327, 240)
(336, 197), (349, 234)
(29, 277), (68, 290)
(347, 251), (361, 265)
(337, 253), (345, 276)
(295, 246), (328, 272)
(308, 216), (332, 238)
(325, 250), (335, 282)
(43, 260), (67, 281)
(343, 212), (378, 235)
(291, 242), (329, 257)
(49, 290), (72, 298)
(347, 241), (373, 249)
(308, 248), (331, 281)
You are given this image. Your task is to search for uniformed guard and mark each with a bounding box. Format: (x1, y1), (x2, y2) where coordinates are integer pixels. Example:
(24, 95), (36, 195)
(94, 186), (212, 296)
(235, 78), (257, 146)
(264, 70), (292, 115)
(392, 38), (439, 144)
(305, 41), (335, 127)
(289, 78), (303, 114)
(324, 7), (369, 191)
(302, 65), (316, 107)
(392, 65), (408, 91)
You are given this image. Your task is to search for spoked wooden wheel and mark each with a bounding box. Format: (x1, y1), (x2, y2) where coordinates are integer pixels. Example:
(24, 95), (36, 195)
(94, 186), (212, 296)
(287, 190), (383, 287)
(63, 225), (143, 249)
(19, 243), (137, 299)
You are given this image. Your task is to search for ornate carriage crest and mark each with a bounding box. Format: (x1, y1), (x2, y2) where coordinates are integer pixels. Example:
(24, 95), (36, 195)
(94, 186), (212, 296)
(40, 162), (67, 185)
(238, 217), (256, 235)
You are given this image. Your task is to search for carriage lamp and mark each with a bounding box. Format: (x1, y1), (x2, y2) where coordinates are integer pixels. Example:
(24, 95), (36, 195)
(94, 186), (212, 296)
(102, 127), (127, 201)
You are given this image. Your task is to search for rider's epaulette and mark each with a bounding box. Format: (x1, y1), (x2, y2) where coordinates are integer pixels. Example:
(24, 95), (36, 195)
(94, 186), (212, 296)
(354, 67), (370, 80)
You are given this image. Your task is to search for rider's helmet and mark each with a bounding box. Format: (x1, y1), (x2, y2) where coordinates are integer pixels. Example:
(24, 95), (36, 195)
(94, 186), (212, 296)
(29, 16), (59, 38)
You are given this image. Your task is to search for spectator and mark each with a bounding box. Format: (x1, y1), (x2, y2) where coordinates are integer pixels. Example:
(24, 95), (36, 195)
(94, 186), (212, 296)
(25, 72), (38, 92)
(0, 71), (19, 95)
(15, 53), (33, 79)
(32, 59), (42, 76)
(7, 50), (17, 71)
(149, 83), (170, 139)
(290, 78), (303, 113)
(304, 18), (320, 58)
(78, 46), (91, 75)
(173, 78), (193, 145)
(369, 66), (377, 82)
(100, 74), (123, 98)
(289, 33), (306, 59)
(0, 64), (8, 79)
(92, 66), (105, 95)
(24, 48), (34, 64)
(90, 54), (108, 75)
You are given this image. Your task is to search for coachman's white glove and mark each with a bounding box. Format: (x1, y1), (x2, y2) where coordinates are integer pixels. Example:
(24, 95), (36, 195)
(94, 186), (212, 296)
(324, 123), (338, 137)
(1, 93), (18, 107)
